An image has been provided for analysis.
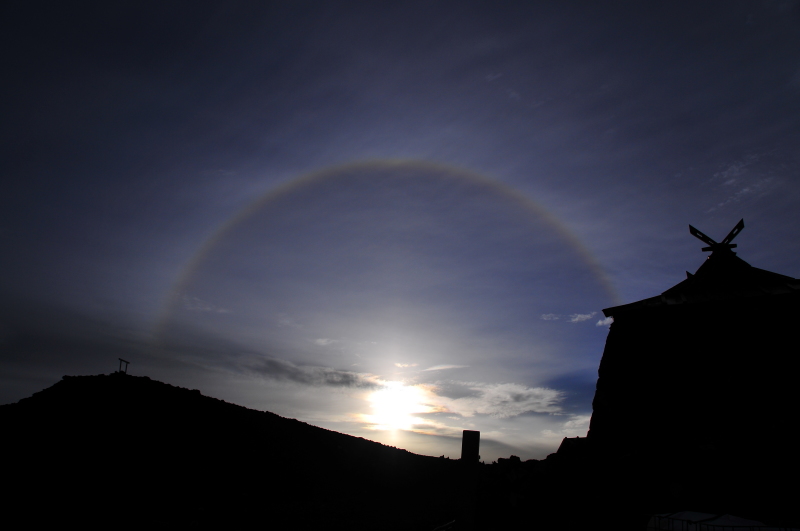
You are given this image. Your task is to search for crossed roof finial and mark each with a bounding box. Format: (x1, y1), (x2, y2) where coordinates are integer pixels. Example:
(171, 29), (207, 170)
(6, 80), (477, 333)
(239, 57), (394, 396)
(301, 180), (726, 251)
(689, 219), (744, 253)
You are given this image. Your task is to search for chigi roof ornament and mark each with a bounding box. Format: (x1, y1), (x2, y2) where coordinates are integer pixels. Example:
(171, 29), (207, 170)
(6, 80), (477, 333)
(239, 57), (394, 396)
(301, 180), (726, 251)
(689, 218), (744, 253)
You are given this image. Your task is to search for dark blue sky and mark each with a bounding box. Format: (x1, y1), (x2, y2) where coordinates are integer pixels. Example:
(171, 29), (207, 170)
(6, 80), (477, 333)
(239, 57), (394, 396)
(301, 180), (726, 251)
(2, 1), (799, 461)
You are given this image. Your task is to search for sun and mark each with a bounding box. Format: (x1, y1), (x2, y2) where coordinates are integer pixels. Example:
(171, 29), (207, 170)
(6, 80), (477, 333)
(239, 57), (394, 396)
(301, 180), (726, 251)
(366, 382), (430, 431)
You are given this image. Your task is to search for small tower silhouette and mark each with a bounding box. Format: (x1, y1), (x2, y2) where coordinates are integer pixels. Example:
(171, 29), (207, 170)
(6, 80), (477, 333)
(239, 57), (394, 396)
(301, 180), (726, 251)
(460, 430), (480, 463)
(457, 430), (480, 531)
(118, 358), (130, 374)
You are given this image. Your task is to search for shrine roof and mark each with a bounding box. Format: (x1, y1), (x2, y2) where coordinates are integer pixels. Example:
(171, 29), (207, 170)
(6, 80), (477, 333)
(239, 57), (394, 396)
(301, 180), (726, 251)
(603, 221), (800, 318)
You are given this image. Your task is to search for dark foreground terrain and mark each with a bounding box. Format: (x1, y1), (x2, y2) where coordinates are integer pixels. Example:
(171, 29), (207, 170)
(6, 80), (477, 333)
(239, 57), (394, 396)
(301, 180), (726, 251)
(2, 373), (461, 530)
(4, 373), (797, 531)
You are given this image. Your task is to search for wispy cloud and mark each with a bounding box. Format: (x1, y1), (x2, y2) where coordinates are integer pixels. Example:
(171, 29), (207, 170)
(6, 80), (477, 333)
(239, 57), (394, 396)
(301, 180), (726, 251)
(568, 312), (596, 323)
(596, 316), (613, 327)
(541, 414), (591, 439)
(716, 157), (755, 182)
(276, 313), (301, 329)
(542, 312), (599, 323)
(423, 364), (469, 371)
(403, 417), (464, 438)
(707, 154), (777, 212)
(708, 178), (774, 212)
(395, 362), (418, 368)
(183, 296), (230, 313)
(248, 358), (380, 389)
(431, 381), (563, 418)
(314, 338), (338, 346)
(430, 381), (484, 400)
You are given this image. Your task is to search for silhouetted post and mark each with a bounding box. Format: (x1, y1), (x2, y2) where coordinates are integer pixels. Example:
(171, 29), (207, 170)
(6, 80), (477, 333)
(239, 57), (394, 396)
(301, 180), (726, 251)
(457, 430), (480, 531)
(118, 358), (129, 374)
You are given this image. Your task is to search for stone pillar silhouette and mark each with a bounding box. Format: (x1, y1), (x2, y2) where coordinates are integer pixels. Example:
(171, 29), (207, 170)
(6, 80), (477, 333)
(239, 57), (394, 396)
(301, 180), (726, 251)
(457, 430), (480, 531)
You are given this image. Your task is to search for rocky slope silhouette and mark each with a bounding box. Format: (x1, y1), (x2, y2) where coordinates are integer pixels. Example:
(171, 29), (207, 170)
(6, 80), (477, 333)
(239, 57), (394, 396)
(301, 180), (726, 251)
(2, 373), (460, 530)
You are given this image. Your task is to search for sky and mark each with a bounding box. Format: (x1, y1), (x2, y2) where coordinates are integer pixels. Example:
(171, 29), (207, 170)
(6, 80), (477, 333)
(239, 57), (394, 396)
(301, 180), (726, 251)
(2, 1), (799, 462)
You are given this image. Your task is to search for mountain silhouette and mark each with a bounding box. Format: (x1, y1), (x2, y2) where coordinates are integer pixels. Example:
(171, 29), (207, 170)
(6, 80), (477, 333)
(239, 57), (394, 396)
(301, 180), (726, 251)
(2, 373), (459, 530)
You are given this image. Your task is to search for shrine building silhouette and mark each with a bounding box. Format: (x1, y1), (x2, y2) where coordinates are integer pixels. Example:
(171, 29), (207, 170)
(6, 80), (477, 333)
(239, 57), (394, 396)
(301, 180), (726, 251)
(580, 220), (800, 518)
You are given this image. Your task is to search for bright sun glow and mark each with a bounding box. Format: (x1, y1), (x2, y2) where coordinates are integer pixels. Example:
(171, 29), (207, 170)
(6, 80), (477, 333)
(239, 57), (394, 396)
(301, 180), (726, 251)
(366, 382), (431, 431)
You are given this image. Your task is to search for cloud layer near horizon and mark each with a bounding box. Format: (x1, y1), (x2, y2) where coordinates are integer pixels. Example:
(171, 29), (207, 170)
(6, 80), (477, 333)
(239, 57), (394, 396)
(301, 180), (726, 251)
(247, 358), (381, 389)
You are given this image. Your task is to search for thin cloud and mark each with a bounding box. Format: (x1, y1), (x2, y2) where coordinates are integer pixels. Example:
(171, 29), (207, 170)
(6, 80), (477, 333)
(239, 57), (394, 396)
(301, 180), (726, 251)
(707, 154), (777, 212)
(276, 313), (301, 329)
(395, 363), (419, 368)
(405, 418), (464, 438)
(596, 316), (613, 327)
(431, 381), (563, 418)
(248, 358), (380, 389)
(423, 364), (469, 371)
(183, 296), (230, 314)
(709, 177), (774, 212)
(569, 312), (596, 323)
(715, 158), (754, 181)
(540, 314), (560, 320)
(314, 338), (338, 346)
(541, 414), (591, 439)
(431, 381), (483, 400)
